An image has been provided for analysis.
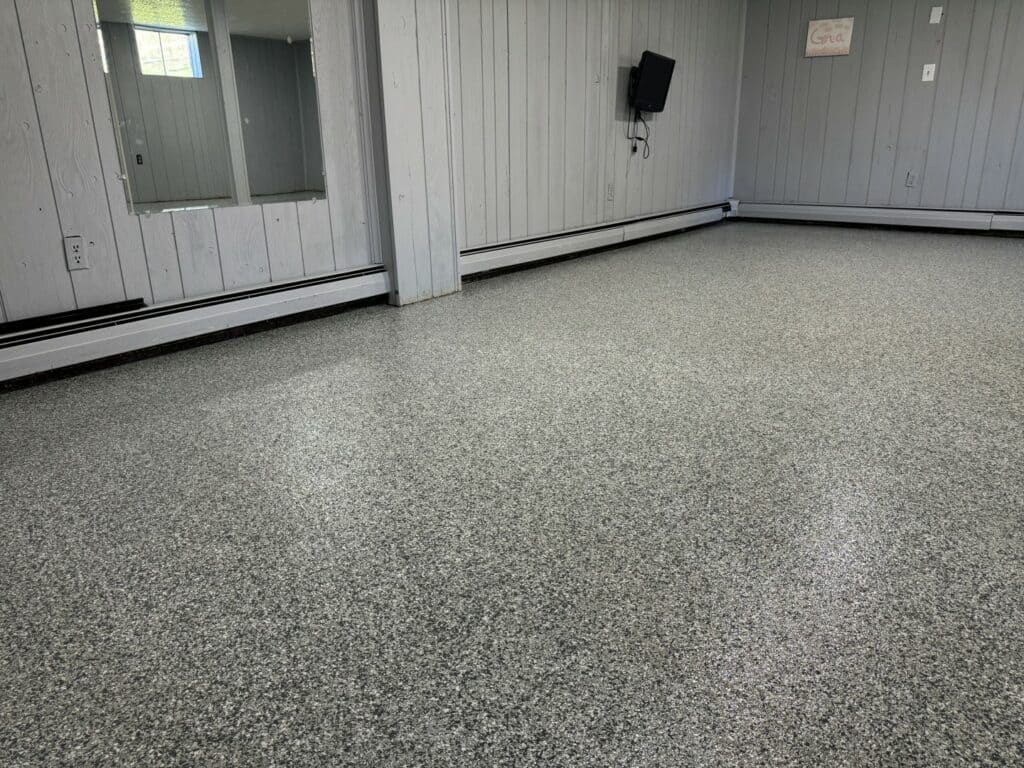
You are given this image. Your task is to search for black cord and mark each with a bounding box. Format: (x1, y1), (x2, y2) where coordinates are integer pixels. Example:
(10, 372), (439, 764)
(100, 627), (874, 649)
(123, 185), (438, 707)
(628, 109), (651, 159)
(637, 112), (651, 159)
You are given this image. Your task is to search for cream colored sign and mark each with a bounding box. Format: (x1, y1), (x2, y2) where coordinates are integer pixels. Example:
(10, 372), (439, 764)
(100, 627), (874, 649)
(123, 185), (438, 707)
(805, 17), (854, 57)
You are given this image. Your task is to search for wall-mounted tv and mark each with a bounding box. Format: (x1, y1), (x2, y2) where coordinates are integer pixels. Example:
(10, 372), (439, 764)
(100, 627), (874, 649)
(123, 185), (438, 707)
(628, 50), (676, 113)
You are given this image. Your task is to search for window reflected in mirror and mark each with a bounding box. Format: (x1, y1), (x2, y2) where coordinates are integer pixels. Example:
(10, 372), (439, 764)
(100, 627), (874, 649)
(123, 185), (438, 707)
(94, 0), (324, 214)
(135, 28), (203, 78)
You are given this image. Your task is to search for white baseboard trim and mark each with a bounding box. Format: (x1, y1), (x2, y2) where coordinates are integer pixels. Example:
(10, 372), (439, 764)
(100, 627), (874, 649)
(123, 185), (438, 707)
(460, 205), (727, 276)
(734, 203), (1024, 231)
(0, 271), (390, 383)
(991, 214), (1024, 232)
(622, 207), (725, 240)
(461, 227), (626, 275)
(735, 203), (1024, 231)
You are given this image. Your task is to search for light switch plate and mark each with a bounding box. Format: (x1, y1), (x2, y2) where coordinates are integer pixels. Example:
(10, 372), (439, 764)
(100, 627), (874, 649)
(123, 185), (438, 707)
(929, 6), (944, 24)
(922, 63), (936, 82)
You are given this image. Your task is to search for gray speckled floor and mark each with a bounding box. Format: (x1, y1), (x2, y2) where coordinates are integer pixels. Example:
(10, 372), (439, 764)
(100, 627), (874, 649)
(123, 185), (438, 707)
(1, 222), (1023, 767)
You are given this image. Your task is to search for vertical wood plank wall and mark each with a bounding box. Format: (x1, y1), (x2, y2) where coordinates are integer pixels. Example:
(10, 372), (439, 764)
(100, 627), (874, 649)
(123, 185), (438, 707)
(735, 0), (1024, 211)
(448, 0), (748, 251)
(0, 0), (379, 324)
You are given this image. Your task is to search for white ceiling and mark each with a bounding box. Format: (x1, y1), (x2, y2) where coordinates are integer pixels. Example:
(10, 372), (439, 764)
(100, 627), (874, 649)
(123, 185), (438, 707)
(95, 0), (311, 40)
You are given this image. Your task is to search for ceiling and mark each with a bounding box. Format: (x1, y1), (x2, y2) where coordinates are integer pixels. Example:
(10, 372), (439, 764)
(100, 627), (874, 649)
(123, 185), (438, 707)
(94, 0), (311, 40)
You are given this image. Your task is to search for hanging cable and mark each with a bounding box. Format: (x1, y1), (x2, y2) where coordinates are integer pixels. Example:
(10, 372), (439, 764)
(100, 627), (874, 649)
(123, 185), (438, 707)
(627, 109), (651, 159)
(636, 111), (651, 159)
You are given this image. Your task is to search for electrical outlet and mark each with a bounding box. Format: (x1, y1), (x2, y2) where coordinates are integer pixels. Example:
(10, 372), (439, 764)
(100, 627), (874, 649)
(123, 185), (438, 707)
(929, 6), (944, 23)
(905, 171), (917, 188)
(922, 63), (936, 82)
(64, 235), (89, 270)
(606, 183), (615, 202)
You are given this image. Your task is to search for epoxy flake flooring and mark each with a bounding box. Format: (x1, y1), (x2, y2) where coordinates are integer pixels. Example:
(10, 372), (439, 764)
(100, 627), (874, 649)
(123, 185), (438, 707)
(1, 222), (1022, 767)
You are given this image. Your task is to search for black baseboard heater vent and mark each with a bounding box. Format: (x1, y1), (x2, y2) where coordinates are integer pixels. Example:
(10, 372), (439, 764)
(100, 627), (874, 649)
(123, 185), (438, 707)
(0, 298), (147, 336)
(0, 266), (386, 350)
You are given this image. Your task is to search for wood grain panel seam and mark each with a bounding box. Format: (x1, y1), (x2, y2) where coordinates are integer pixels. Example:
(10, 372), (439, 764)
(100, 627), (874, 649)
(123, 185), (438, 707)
(915, 0), (950, 202)
(884, 0), (922, 204)
(863, 0), (895, 204)
(940, 0), (979, 205)
(454, 0), (468, 245)
(560, 0), (569, 226)
(413, 0), (432, 296)
(752, 0), (778, 197)
(261, 207), (275, 282)
(1000, 5), (1024, 207)
(1003, 88), (1024, 207)
(843, 0), (872, 202)
(167, 214), (187, 297)
(968, 0), (1009, 206)
(504, 0), (512, 235)
(294, 202), (308, 276)
(815, 41), (836, 202)
(210, 209), (228, 290)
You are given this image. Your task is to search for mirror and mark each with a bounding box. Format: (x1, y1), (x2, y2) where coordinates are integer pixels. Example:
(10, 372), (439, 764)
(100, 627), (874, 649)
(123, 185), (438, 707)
(94, 0), (324, 213)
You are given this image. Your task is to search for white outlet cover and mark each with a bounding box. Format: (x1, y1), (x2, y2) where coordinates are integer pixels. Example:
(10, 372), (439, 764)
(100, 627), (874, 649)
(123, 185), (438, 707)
(922, 63), (936, 82)
(63, 235), (89, 270)
(930, 6), (944, 24)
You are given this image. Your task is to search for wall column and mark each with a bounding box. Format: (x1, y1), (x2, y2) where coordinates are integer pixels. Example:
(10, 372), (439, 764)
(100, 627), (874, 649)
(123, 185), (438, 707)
(370, 0), (460, 305)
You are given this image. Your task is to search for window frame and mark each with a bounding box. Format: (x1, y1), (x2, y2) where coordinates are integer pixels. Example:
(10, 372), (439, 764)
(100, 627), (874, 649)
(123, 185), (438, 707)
(133, 26), (204, 79)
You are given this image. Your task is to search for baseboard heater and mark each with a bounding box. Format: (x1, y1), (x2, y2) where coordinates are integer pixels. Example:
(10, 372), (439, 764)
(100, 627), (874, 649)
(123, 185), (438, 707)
(734, 203), (1024, 232)
(460, 203), (730, 276)
(0, 267), (390, 383)
(0, 298), (148, 336)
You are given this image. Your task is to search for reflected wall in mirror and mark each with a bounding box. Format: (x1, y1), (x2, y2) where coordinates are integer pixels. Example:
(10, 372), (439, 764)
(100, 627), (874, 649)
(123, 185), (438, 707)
(228, 0), (323, 201)
(94, 0), (324, 213)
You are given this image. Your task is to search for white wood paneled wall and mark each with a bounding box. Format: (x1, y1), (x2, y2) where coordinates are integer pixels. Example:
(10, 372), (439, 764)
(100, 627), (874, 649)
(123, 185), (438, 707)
(0, 0), (381, 324)
(736, 0), (1024, 211)
(448, 0), (747, 251)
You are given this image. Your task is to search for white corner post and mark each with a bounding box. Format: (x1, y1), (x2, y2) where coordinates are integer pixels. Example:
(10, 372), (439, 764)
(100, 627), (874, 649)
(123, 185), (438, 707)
(369, 0), (461, 305)
(204, 0), (250, 205)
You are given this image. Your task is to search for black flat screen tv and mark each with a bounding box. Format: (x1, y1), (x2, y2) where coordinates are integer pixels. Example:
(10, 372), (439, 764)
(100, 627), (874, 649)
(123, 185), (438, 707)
(628, 50), (676, 113)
